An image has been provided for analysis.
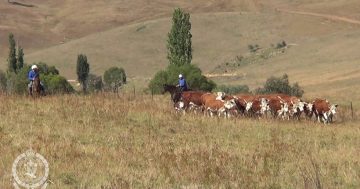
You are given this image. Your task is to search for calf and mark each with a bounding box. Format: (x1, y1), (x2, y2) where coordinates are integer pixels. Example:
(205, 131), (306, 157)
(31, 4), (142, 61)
(244, 98), (269, 118)
(312, 99), (338, 124)
(201, 93), (237, 118)
(303, 102), (314, 120)
(267, 98), (290, 120)
(180, 91), (207, 112)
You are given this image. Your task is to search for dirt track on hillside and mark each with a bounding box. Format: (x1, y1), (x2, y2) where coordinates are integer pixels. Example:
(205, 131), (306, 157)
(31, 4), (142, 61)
(277, 9), (360, 25)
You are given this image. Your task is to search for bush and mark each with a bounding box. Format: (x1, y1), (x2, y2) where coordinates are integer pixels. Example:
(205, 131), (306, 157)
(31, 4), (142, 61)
(216, 84), (250, 95)
(6, 66), (29, 94)
(5, 63), (74, 95)
(254, 74), (304, 97)
(87, 74), (103, 92)
(276, 40), (287, 49)
(42, 74), (74, 94)
(248, 44), (260, 53)
(103, 67), (126, 92)
(149, 64), (216, 94)
(0, 70), (7, 92)
(35, 62), (60, 75)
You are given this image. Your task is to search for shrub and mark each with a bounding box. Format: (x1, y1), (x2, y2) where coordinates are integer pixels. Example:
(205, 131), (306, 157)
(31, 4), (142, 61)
(6, 63), (73, 95)
(149, 64), (216, 94)
(103, 67), (126, 92)
(276, 40), (287, 49)
(35, 62), (60, 75)
(216, 84), (250, 95)
(42, 74), (74, 94)
(6, 66), (29, 94)
(248, 44), (260, 53)
(254, 74), (304, 97)
(87, 74), (103, 92)
(0, 70), (7, 92)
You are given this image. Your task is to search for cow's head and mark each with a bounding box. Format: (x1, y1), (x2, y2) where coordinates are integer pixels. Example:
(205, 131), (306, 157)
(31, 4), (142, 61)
(297, 101), (305, 112)
(305, 102), (313, 112)
(174, 101), (185, 111)
(224, 99), (237, 110)
(245, 101), (253, 112)
(329, 104), (338, 115)
(281, 102), (289, 113)
(260, 98), (269, 114)
(216, 92), (226, 101)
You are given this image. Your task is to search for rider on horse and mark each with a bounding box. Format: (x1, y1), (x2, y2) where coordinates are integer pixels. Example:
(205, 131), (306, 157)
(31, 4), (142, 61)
(176, 74), (188, 92)
(28, 65), (45, 95)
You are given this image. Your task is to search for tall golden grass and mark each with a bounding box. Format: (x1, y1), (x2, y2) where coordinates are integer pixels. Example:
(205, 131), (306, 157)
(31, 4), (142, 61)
(0, 93), (359, 188)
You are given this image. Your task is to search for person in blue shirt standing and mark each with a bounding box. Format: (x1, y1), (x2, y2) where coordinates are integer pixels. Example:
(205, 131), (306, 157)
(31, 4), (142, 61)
(177, 74), (188, 92)
(28, 65), (45, 95)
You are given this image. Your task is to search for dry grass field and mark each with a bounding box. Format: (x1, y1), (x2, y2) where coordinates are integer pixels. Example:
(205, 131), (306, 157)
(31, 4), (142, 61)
(0, 94), (359, 188)
(1, 1), (360, 188)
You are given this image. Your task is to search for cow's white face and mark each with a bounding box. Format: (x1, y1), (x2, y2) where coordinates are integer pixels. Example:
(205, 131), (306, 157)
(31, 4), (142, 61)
(245, 102), (253, 112)
(330, 104), (338, 115)
(224, 99), (236, 109)
(282, 102), (289, 113)
(216, 92), (225, 101)
(306, 103), (313, 112)
(297, 101), (305, 112)
(260, 98), (269, 114)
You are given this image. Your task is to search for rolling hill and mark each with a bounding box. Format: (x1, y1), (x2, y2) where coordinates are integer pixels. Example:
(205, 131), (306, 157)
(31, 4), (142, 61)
(1, 0), (360, 102)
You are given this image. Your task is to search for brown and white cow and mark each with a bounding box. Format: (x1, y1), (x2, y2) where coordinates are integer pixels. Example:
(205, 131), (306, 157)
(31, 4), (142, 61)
(312, 99), (338, 124)
(179, 91), (207, 112)
(267, 98), (290, 119)
(243, 98), (269, 118)
(201, 93), (237, 118)
(303, 102), (314, 120)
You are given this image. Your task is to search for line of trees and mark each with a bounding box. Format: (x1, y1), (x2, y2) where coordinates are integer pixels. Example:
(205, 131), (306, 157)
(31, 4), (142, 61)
(1, 33), (127, 95)
(76, 54), (127, 93)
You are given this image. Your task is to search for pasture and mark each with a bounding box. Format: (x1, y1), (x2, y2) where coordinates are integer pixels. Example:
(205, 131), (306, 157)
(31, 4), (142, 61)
(0, 93), (359, 188)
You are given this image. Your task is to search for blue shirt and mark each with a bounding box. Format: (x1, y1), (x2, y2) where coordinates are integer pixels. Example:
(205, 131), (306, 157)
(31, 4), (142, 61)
(179, 78), (187, 90)
(28, 70), (38, 81)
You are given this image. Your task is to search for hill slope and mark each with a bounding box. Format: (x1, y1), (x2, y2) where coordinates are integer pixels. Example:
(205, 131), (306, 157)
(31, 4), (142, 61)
(1, 0), (360, 101)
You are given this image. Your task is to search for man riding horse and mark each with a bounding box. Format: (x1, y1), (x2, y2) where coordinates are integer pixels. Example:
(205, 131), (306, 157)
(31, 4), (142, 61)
(176, 74), (188, 92)
(162, 74), (189, 103)
(28, 65), (45, 95)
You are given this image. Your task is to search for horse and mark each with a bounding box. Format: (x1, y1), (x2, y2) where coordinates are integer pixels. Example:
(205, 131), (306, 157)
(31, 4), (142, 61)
(31, 74), (42, 97)
(162, 84), (182, 104)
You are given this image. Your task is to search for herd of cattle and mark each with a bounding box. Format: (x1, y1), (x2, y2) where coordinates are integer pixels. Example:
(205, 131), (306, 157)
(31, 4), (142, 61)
(166, 87), (338, 124)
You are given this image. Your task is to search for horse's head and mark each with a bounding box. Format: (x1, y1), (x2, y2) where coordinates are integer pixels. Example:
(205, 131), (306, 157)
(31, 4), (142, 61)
(162, 84), (177, 94)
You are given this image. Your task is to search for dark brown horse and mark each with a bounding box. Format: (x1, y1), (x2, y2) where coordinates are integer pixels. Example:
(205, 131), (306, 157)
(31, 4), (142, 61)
(162, 84), (182, 104)
(31, 74), (42, 97)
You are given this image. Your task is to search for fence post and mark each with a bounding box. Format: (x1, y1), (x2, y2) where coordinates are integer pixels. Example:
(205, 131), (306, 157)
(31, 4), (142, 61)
(151, 88), (154, 100)
(133, 86), (136, 99)
(350, 102), (354, 120)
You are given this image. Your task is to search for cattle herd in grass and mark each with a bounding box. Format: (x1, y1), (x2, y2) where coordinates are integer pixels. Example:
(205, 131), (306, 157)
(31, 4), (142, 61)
(163, 85), (338, 124)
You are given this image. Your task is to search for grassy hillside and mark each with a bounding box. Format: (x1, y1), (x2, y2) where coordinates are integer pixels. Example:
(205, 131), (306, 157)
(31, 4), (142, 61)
(22, 11), (360, 101)
(1, 0), (360, 101)
(0, 94), (359, 188)
(0, 0), (262, 58)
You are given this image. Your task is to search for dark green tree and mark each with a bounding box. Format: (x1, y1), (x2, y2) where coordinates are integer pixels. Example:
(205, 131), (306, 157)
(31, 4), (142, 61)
(0, 70), (7, 92)
(103, 67), (126, 93)
(255, 74), (304, 97)
(167, 8), (192, 66)
(7, 33), (17, 73)
(17, 46), (24, 70)
(76, 54), (90, 93)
